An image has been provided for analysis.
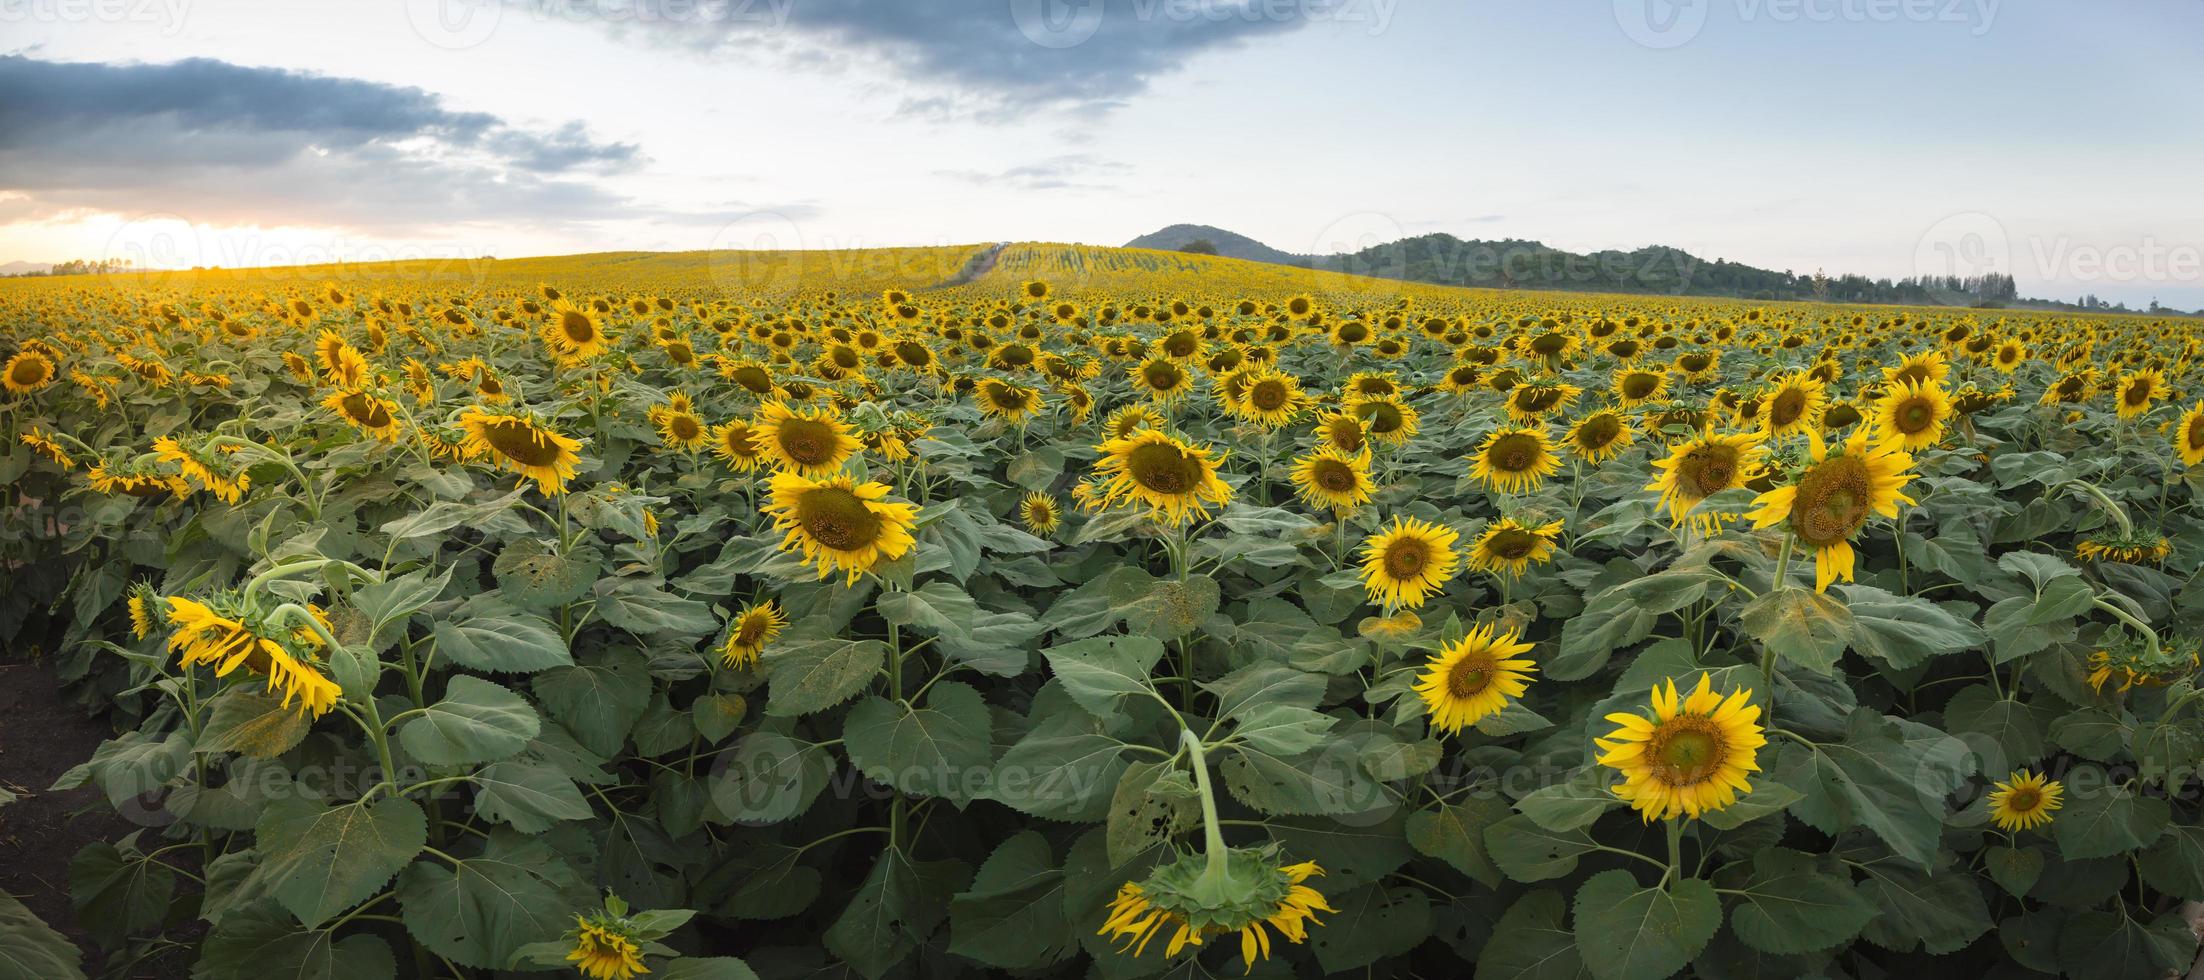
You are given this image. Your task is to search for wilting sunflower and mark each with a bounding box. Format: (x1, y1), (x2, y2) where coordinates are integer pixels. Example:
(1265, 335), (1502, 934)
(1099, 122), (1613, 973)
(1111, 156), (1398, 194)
(1468, 517), (1564, 577)
(165, 596), (340, 719)
(1288, 446), (1374, 513)
(2168, 404), (2204, 469)
(975, 378), (1046, 424)
(763, 471), (920, 584)
(1098, 850), (1331, 973)
(2075, 533), (2172, 566)
(752, 401), (861, 476)
(1987, 770), (2063, 832)
(322, 388), (404, 442)
(1873, 380), (1952, 451)
(1020, 491), (1062, 534)
(719, 601), (787, 668)
(1360, 516), (1460, 609)
(1468, 426), (1561, 494)
(648, 394), (710, 453)
(3, 350), (56, 394)
(564, 914), (650, 980)
(712, 419), (765, 471)
(1565, 410), (1635, 465)
(1093, 429), (1234, 525)
(2113, 367), (2166, 420)
(1647, 432), (1768, 531)
(1596, 673), (1765, 821)
(87, 462), (187, 499)
(19, 428), (75, 470)
(1414, 622), (1537, 733)
(1612, 367), (1670, 407)
(1746, 431), (1916, 591)
(456, 407), (584, 495)
(1758, 372), (1827, 439)
(543, 301), (611, 363)
(2086, 633), (2199, 693)
(153, 435), (252, 504)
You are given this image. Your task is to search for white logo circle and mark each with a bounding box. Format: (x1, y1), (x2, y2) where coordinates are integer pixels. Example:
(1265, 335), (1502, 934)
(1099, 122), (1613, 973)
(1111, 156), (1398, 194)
(404, 0), (502, 50)
(1915, 211), (2011, 282)
(1010, 0), (1106, 50)
(1615, 0), (1710, 50)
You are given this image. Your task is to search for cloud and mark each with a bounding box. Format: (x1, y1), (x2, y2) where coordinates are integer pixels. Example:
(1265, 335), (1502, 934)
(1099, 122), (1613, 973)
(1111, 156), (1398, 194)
(0, 55), (654, 232)
(937, 153), (1131, 190)
(538, 0), (1320, 114)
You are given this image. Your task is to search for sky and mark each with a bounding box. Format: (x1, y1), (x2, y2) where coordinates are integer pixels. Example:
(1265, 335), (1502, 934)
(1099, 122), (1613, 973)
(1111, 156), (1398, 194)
(2, 0), (2200, 307)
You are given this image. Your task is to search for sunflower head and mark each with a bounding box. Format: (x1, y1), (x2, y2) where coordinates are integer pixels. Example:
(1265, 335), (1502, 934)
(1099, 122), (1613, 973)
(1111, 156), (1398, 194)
(457, 407), (584, 495)
(1021, 491), (1062, 534)
(1747, 430), (1916, 590)
(2085, 631), (2199, 694)
(1469, 427), (1560, 495)
(1289, 446), (1374, 514)
(1469, 517), (1564, 577)
(1596, 673), (1766, 821)
(1360, 516), (1460, 610)
(1099, 847), (1332, 973)
(1414, 622), (1537, 733)
(3, 349), (57, 394)
(1987, 770), (2064, 832)
(763, 470), (920, 584)
(1093, 429), (1233, 526)
(1647, 432), (1767, 530)
(752, 401), (861, 477)
(1565, 410), (1634, 465)
(720, 601), (787, 668)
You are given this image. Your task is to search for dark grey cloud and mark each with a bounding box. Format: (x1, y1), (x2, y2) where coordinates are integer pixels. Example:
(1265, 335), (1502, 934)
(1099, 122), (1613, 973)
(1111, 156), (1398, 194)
(538, 0), (1325, 113)
(0, 55), (657, 232)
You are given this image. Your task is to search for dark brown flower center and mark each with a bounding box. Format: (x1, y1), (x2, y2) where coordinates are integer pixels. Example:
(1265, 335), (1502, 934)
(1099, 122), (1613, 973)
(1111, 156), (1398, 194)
(1383, 539), (1431, 579)
(775, 418), (838, 465)
(1127, 442), (1200, 495)
(1791, 456), (1873, 546)
(1487, 433), (1543, 472)
(1447, 652), (1497, 697)
(795, 487), (882, 551)
(483, 419), (565, 467)
(1648, 717), (1725, 785)
(1681, 444), (1741, 497)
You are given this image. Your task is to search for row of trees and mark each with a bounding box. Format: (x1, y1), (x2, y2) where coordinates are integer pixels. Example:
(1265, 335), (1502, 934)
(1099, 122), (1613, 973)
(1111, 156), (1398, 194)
(1, 258), (136, 278)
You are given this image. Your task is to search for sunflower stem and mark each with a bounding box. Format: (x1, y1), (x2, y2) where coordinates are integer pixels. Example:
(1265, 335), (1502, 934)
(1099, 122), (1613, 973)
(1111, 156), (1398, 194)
(1182, 729), (1232, 889)
(1662, 819), (1685, 889)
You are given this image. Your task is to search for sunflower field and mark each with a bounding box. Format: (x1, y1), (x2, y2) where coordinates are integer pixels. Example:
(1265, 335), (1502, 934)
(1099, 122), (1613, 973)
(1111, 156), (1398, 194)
(3, 244), (2204, 980)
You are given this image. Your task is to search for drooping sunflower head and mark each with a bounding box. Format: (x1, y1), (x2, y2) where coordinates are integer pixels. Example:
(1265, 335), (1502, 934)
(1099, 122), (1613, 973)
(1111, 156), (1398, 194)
(1020, 491), (1062, 534)
(751, 401), (861, 476)
(1565, 409), (1635, 465)
(1098, 848), (1332, 974)
(1468, 426), (1561, 495)
(1359, 515), (1460, 610)
(163, 594), (341, 719)
(19, 427), (75, 470)
(1646, 432), (1768, 530)
(1596, 673), (1766, 821)
(1289, 446), (1374, 514)
(720, 601), (787, 668)
(563, 913), (650, 980)
(1468, 517), (1564, 578)
(1093, 429), (1234, 526)
(1747, 430), (1916, 591)
(456, 406), (585, 495)
(1987, 770), (2064, 832)
(1414, 622), (1537, 733)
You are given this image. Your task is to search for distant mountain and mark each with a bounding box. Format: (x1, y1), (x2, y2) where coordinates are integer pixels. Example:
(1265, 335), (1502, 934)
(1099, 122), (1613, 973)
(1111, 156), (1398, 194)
(0, 261), (51, 277)
(1123, 225), (2044, 308)
(1124, 224), (1314, 267)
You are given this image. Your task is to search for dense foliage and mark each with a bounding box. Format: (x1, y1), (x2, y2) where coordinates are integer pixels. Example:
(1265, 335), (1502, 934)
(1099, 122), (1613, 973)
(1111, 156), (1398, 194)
(2, 245), (2202, 980)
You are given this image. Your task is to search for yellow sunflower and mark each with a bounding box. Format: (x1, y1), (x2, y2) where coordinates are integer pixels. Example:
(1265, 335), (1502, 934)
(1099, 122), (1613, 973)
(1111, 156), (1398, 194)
(1093, 429), (1234, 525)
(975, 378), (1046, 424)
(456, 407), (584, 495)
(1873, 380), (1952, 451)
(165, 596), (340, 719)
(1468, 517), (1564, 577)
(752, 401), (861, 476)
(1288, 446), (1374, 513)
(719, 601), (787, 668)
(1349, 396), (1419, 447)
(1233, 368), (1309, 428)
(1020, 491), (1062, 534)
(1647, 432), (1768, 531)
(543, 301), (611, 363)
(1987, 770), (2063, 832)
(2113, 367), (2166, 420)
(1098, 854), (1331, 973)
(712, 419), (766, 472)
(1414, 622), (1537, 733)
(1747, 430), (1917, 591)
(1359, 516), (1460, 610)
(1313, 411), (1368, 458)
(1758, 372), (1827, 439)
(322, 389), (405, 442)
(1468, 426), (1561, 494)
(565, 916), (649, 980)
(1564, 410), (1635, 465)
(1596, 673), (1765, 821)
(2177, 402), (2204, 467)
(1130, 357), (1195, 402)
(648, 395), (710, 452)
(1612, 367), (1670, 407)
(763, 470), (920, 584)
(1504, 380), (1581, 424)
(2, 350), (57, 394)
